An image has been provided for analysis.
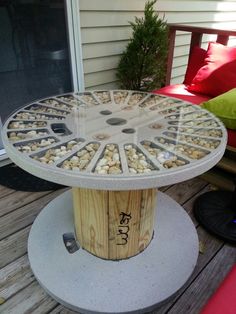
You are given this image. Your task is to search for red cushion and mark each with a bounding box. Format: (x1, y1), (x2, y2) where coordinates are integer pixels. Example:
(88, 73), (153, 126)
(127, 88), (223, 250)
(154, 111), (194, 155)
(188, 42), (236, 97)
(200, 265), (236, 314)
(153, 84), (210, 104)
(183, 46), (207, 84)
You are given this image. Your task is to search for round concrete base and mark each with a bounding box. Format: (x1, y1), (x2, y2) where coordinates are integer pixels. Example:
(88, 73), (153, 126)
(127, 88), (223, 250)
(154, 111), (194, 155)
(28, 190), (199, 314)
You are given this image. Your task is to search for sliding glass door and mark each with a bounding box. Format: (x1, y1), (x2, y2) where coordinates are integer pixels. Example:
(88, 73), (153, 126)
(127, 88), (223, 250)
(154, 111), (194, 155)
(0, 0), (81, 160)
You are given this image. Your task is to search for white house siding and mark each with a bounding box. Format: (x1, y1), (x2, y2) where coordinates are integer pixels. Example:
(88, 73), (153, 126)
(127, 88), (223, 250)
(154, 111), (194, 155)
(79, 0), (236, 90)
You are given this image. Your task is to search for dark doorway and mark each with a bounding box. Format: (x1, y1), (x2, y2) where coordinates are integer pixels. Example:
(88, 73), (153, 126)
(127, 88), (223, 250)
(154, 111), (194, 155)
(0, 0), (72, 135)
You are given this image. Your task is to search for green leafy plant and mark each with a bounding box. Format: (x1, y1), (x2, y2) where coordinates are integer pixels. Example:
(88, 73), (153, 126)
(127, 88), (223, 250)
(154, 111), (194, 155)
(116, 0), (168, 91)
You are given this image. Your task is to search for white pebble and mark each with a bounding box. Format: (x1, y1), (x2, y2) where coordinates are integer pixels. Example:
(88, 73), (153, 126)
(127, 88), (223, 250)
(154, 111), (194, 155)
(97, 158), (108, 167)
(113, 153), (120, 161)
(129, 168), (137, 174)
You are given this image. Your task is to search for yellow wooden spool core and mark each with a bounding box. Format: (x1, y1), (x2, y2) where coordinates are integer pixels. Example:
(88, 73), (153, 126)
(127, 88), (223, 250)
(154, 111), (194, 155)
(72, 187), (157, 260)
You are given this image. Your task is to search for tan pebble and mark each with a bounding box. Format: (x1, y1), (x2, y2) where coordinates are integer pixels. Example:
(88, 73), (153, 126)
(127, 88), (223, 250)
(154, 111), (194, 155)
(71, 156), (79, 162)
(26, 130), (36, 136)
(79, 159), (89, 169)
(139, 160), (148, 167)
(58, 150), (67, 157)
(137, 169), (144, 173)
(137, 164), (144, 170)
(107, 144), (115, 151)
(105, 151), (113, 158)
(98, 169), (107, 174)
(93, 143), (100, 150)
(95, 166), (101, 171)
(39, 140), (50, 147)
(31, 145), (38, 151)
(143, 168), (151, 173)
(130, 161), (138, 169)
(176, 160), (186, 166)
(22, 145), (31, 151)
(163, 160), (173, 168)
(109, 167), (122, 174)
(80, 153), (90, 160)
(10, 136), (20, 141)
(170, 156), (177, 162)
(125, 145), (132, 150)
(86, 145), (95, 152)
(77, 150), (87, 157)
(44, 151), (51, 158)
(108, 160), (116, 166)
(158, 156), (166, 163)
(39, 157), (47, 162)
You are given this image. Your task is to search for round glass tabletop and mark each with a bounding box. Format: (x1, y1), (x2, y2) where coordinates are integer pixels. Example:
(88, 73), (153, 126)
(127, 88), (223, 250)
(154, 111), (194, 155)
(2, 90), (227, 189)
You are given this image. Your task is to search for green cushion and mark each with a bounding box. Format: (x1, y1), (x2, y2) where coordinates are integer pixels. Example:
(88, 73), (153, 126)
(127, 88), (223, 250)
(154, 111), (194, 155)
(201, 88), (236, 129)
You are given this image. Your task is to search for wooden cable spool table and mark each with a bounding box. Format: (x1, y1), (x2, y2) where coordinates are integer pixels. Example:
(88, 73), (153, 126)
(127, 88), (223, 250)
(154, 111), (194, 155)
(2, 90), (227, 313)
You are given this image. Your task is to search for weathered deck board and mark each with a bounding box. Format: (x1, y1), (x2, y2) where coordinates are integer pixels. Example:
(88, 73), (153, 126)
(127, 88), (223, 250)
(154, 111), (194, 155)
(151, 227), (224, 314)
(0, 281), (57, 313)
(164, 177), (208, 204)
(0, 178), (235, 314)
(0, 255), (34, 301)
(0, 185), (15, 200)
(0, 226), (31, 268)
(167, 244), (236, 314)
(49, 305), (78, 314)
(0, 188), (67, 240)
(0, 190), (51, 217)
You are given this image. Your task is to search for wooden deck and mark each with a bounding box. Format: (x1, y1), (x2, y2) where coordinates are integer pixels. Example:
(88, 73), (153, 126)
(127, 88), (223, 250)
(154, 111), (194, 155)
(0, 177), (235, 314)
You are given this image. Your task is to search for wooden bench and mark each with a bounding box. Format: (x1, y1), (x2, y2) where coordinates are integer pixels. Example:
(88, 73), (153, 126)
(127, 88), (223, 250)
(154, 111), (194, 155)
(154, 24), (236, 190)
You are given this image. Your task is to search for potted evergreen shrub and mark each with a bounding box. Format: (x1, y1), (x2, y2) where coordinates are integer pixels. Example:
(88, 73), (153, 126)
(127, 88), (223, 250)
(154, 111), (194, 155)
(117, 0), (168, 91)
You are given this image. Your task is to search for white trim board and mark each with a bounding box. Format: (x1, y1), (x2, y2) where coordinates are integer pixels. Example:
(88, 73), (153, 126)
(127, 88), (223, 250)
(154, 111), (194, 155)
(66, 0), (85, 92)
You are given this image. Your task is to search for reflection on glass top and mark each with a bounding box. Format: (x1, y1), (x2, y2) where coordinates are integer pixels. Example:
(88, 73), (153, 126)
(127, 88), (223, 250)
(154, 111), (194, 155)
(4, 91), (225, 176)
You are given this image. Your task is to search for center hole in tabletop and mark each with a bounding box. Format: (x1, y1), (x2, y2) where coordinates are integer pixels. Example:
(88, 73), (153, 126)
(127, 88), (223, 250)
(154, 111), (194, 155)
(122, 128), (136, 134)
(51, 123), (72, 136)
(106, 118), (127, 126)
(100, 110), (112, 115)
